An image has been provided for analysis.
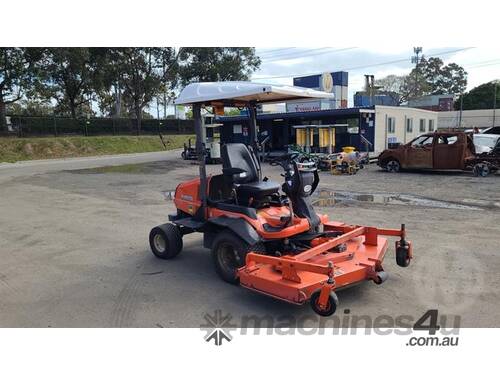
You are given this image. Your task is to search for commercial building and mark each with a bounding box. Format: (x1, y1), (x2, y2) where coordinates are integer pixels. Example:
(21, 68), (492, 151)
(407, 94), (455, 111)
(217, 105), (438, 156)
(285, 71), (349, 111)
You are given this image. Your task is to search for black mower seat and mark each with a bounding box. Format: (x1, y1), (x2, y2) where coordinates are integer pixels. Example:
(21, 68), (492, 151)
(236, 180), (280, 201)
(221, 143), (280, 205)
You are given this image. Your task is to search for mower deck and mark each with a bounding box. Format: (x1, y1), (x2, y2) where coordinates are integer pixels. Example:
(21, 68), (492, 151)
(238, 222), (410, 311)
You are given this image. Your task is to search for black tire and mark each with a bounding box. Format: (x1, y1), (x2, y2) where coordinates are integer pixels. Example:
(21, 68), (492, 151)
(373, 271), (389, 285)
(385, 159), (401, 173)
(211, 230), (265, 285)
(149, 223), (183, 259)
(473, 163), (490, 177)
(396, 245), (411, 267)
(310, 289), (339, 317)
(181, 151), (187, 160)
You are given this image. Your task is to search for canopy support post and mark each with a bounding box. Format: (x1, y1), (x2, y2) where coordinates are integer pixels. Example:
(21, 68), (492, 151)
(247, 103), (262, 178)
(193, 103), (207, 220)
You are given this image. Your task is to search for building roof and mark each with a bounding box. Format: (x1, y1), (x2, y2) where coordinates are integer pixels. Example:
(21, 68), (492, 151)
(175, 81), (334, 105)
(217, 106), (374, 123)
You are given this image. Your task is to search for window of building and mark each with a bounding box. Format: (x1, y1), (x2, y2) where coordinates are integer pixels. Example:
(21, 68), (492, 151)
(387, 117), (396, 133)
(428, 119), (435, 132)
(420, 119), (426, 132)
(406, 118), (413, 133)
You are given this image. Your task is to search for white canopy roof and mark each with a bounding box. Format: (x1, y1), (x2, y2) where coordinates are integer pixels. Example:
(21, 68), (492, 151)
(174, 81), (334, 105)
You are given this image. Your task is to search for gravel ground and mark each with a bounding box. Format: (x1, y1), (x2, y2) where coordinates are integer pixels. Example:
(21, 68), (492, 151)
(1, 152), (499, 328)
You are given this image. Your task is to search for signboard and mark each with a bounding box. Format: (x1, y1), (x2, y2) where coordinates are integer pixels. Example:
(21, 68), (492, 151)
(286, 101), (322, 113)
(320, 72), (333, 93)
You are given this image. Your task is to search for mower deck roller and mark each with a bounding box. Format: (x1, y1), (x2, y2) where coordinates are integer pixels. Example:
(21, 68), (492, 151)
(149, 81), (413, 317)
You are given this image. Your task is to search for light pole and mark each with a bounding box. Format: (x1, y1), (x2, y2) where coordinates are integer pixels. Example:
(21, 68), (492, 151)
(411, 47), (423, 98)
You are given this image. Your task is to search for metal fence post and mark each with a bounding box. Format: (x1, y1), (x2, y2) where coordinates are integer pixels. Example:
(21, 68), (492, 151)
(53, 115), (58, 137)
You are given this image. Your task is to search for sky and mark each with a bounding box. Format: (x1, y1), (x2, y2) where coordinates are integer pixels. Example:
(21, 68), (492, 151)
(251, 47), (500, 107)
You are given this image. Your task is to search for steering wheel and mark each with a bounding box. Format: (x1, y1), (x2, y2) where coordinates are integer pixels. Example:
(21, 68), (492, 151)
(269, 152), (299, 166)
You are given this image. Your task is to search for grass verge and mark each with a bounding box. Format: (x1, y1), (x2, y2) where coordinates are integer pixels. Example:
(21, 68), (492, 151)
(0, 135), (193, 163)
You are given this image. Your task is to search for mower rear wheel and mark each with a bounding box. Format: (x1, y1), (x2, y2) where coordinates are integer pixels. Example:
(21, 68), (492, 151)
(211, 230), (264, 285)
(149, 224), (183, 259)
(310, 289), (339, 317)
(396, 245), (411, 267)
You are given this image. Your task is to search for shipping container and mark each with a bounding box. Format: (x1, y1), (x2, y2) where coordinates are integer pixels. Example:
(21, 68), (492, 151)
(293, 75), (320, 89)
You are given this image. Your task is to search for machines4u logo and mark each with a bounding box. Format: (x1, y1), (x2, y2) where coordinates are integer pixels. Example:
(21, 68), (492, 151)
(200, 310), (237, 346)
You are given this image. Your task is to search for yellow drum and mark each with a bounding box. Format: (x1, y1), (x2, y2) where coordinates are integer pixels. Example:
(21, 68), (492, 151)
(342, 146), (355, 153)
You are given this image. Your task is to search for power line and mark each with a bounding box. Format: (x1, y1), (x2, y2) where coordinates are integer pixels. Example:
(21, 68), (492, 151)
(261, 47), (358, 63)
(256, 47), (297, 56)
(252, 47), (474, 80)
(260, 47), (335, 61)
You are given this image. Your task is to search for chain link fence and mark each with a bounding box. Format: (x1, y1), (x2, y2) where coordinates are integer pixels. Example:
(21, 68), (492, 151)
(0, 116), (194, 137)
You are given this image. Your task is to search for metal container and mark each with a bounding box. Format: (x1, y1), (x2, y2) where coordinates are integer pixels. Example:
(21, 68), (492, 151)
(293, 75), (320, 89)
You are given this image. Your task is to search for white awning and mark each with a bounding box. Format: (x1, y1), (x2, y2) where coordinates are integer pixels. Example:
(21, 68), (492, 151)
(175, 81), (334, 105)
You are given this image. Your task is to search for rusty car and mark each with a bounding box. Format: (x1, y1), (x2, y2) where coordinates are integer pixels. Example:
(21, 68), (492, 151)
(377, 131), (480, 173)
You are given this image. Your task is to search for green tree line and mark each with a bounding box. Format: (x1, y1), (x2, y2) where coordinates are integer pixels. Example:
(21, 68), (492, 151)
(375, 56), (468, 103)
(0, 47), (261, 132)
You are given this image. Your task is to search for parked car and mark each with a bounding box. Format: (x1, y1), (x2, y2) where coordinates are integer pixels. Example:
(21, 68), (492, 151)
(378, 131), (476, 172)
(482, 126), (500, 135)
(473, 133), (500, 154)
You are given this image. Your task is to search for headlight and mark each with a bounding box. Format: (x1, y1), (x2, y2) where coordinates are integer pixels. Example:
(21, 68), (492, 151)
(304, 185), (312, 193)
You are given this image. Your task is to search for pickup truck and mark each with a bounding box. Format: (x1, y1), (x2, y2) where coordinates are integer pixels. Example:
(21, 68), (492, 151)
(378, 131), (477, 173)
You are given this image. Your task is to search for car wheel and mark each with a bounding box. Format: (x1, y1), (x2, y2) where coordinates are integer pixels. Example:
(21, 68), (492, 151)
(473, 163), (490, 177)
(386, 159), (401, 173)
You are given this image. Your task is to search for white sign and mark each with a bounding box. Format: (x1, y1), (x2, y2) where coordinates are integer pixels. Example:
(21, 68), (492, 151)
(286, 101), (321, 113)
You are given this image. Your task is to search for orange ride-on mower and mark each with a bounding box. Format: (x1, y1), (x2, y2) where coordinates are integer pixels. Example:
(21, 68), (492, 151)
(149, 82), (413, 316)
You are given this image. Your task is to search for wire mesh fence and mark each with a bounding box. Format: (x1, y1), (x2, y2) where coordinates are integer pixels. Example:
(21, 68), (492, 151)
(0, 116), (194, 137)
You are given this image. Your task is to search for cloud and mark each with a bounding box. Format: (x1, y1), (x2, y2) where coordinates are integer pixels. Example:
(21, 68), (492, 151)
(253, 47), (500, 105)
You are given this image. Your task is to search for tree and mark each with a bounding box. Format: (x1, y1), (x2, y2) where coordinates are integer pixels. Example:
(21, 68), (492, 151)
(178, 48), (260, 84)
(8, 99), (54, 116)
(376, 57), (467, 103)
(455, 81), (500, 110)
(109, 48), (179, 133)
(37, 48), (108, 118)
(0, 48), (38, 129)
(374, 75), (406, 103)
(418, 57), (467, 95)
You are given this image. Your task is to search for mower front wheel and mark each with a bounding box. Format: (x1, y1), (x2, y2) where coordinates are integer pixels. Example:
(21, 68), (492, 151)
(149, 223), (183, 259)
(396, 245), (411, 267)
(310, 289), (339, 317)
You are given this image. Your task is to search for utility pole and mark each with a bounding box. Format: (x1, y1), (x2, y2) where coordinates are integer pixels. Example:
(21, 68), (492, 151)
(493, 80), (498, 127)
(411, 47), (423, 99)
(459, 93), (463, 128)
